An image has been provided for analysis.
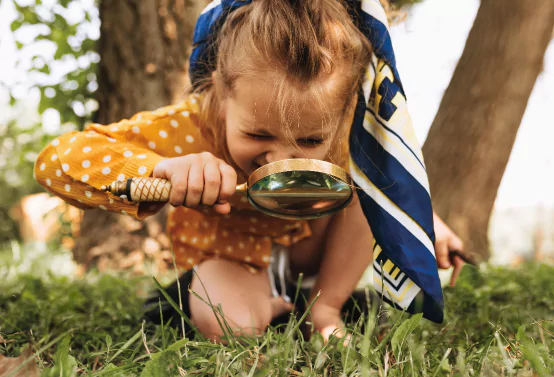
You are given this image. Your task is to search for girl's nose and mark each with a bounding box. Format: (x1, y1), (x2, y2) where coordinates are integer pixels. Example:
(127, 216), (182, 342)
(265, 145), (298, 164)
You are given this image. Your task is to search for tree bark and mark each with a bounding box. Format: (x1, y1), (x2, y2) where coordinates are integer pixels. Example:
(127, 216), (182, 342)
(72, 0), (208, 269)
(423, 0), (554, 264)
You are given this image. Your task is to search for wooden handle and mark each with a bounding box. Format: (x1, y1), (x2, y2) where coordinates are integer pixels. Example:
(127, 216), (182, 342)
(101, 178), (247, 202)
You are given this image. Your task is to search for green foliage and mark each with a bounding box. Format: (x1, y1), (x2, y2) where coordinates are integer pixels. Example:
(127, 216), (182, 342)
(139, 350), (181, 377)
(441, 264), (554, 340)
(41, 336), (78, 377)
(0, 246), (149, 374)
(0, 119), (76, 242)
(1, 0), (100, 240)
(8, 0), (100, 129)
(0, 119), (42, 241)
(1, 243), (554, 376)
(390, 312), (422, 358)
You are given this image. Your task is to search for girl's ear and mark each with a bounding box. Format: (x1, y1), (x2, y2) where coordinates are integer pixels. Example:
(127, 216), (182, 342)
(212, 71), (227, 121)
(211, 70), (222, 93)
(211, 70), (225, 103)
(211, 70), (218, 85)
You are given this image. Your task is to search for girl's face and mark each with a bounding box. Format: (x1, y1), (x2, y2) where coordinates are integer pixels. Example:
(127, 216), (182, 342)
(221, 76), (351, 178)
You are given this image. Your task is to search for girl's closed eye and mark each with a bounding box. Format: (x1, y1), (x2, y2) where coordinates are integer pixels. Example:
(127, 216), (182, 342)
(247, 132), (324, 147)
(297, 137), (324, 147)
(246, 133), (273, 140)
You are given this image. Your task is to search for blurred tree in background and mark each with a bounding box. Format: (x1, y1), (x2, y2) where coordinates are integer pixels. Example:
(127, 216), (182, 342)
(423, 0), (554, 263)
(71, 0), (209, 268)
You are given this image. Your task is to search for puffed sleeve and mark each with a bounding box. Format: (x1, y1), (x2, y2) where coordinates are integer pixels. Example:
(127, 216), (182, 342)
(34, 95), (209, 219)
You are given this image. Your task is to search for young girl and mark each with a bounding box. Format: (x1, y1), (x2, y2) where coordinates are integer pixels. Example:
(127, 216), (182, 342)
(35, 0), (464, 341)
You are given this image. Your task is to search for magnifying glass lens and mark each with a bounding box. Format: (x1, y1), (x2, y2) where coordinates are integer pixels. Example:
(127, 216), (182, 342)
(248, 170), (352, 219)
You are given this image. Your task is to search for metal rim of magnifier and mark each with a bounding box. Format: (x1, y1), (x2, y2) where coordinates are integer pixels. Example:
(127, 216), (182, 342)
(245, 158), (354, 220)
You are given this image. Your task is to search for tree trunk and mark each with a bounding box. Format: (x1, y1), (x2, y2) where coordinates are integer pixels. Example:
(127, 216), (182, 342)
(423, 0), (554, 264)
(72, 0), (208, 270)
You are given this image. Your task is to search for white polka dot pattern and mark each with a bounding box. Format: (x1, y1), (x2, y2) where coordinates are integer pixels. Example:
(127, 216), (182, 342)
(33, 95), (308, 274)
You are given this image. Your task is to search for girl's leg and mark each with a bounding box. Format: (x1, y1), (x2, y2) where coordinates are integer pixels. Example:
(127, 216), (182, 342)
(189, 259), (291, 341)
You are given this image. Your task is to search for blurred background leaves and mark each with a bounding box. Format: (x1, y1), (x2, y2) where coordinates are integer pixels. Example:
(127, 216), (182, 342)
(1, 0), (99, 242)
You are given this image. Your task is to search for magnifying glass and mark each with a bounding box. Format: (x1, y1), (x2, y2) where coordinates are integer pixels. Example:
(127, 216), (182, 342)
(101, 158), (353, 220)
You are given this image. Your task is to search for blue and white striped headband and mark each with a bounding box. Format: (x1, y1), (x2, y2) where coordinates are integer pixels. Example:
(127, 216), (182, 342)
(189, 0), (443, 323)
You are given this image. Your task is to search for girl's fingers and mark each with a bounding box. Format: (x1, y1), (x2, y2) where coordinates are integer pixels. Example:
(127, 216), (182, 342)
(435, 241), (451, 269)
(168, 167), (190, 207)
(202, 162), (222, 206)
(152, 159), (172, 180)
(218, 163), (237, 204)
(185, 164), (204, 208)
(449, 255), (465, 286)
(153, 154), (236, 211)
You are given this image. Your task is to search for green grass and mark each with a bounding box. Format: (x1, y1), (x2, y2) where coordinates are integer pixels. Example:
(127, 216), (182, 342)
(0, 243), (553, 376)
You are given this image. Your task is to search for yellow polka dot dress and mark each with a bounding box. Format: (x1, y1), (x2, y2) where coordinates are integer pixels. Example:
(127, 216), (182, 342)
(34, 94), (312, 272)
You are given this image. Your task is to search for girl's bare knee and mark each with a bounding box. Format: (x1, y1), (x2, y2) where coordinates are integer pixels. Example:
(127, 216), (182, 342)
(189, 259), (274, 340)
(229, 310), (271, 336)
(192, 308), (270, 340)
(191, 313), (226, 340)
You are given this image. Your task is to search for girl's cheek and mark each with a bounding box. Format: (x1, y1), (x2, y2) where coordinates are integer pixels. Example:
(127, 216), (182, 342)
(309, 145), (332, 160)
(233, 139), (262, 160)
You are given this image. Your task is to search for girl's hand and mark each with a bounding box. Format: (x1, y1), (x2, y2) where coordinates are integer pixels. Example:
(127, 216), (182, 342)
(433, 212), (465, 286)
(310, 303), (347, 343)
(153, 152), (237, 215)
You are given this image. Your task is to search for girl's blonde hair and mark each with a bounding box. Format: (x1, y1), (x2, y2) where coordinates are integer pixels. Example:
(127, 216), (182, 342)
(191, 0), (372, 171)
